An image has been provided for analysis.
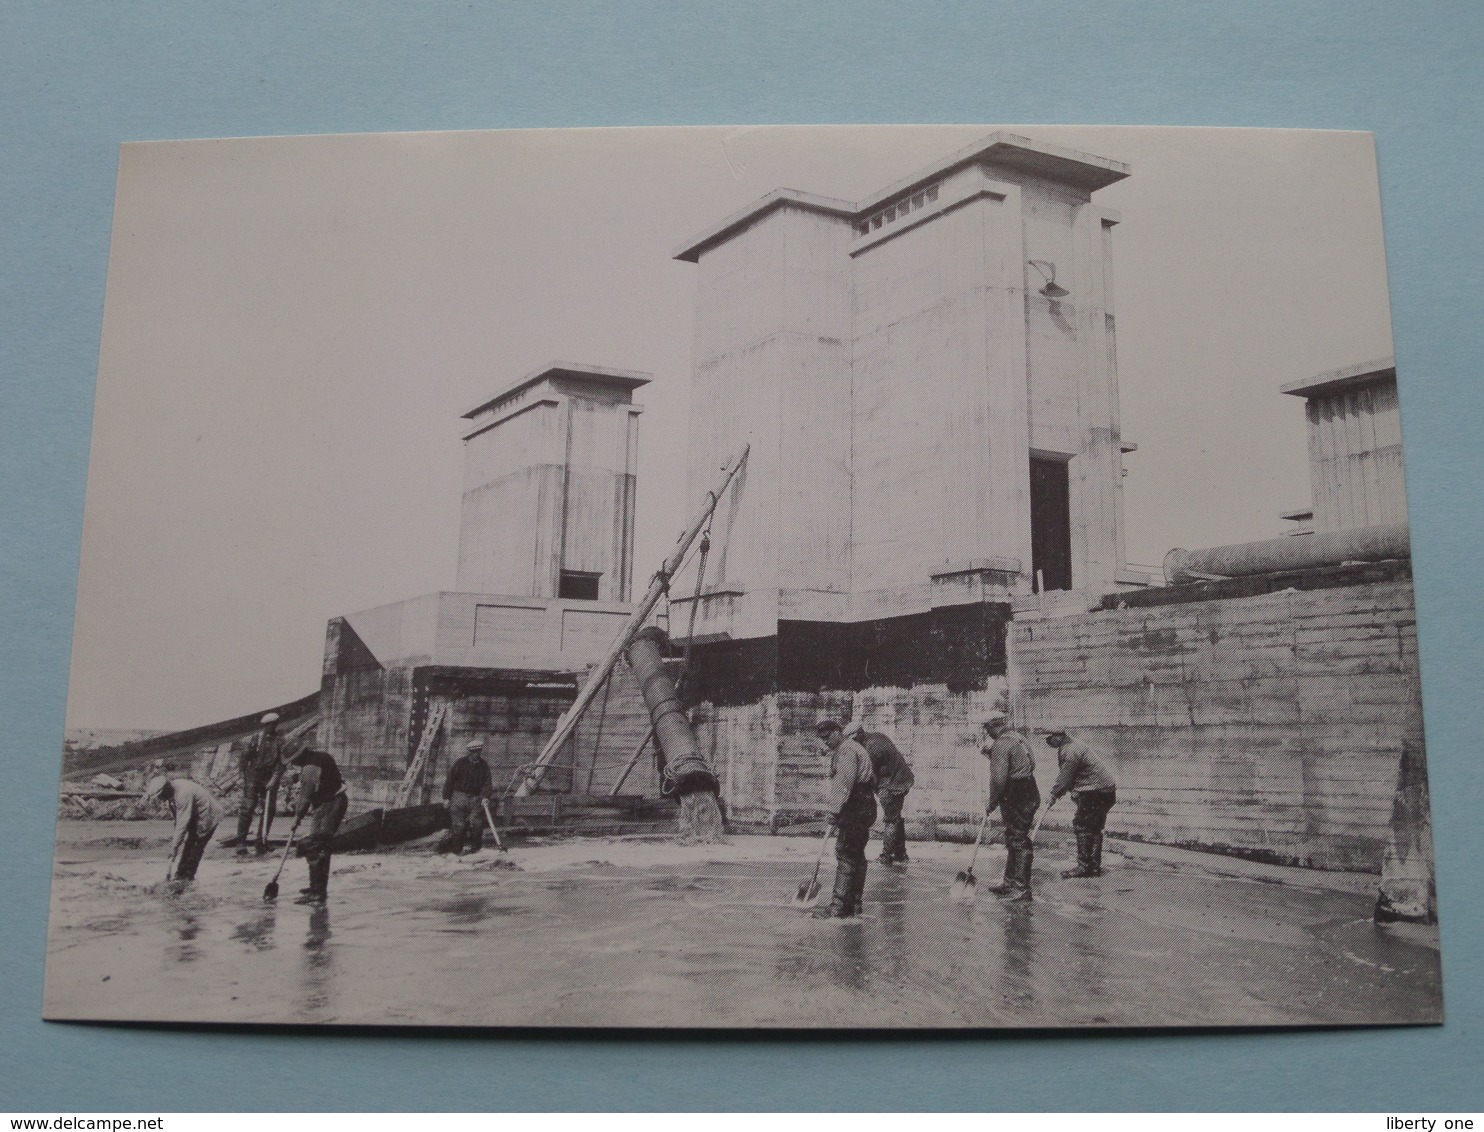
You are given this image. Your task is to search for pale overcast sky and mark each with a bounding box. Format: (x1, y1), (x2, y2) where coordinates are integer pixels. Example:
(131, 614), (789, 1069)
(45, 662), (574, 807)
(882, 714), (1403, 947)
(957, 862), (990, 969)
(67, 125), (1397, 731)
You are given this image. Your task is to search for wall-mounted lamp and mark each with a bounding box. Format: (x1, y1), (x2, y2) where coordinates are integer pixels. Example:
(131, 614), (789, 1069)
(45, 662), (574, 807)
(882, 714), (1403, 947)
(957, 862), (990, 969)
(1027, 260), (1070, 299)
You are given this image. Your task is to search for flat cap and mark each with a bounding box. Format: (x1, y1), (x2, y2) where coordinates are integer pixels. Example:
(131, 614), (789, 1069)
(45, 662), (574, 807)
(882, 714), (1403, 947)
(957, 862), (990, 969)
(814, 718), (843, 736)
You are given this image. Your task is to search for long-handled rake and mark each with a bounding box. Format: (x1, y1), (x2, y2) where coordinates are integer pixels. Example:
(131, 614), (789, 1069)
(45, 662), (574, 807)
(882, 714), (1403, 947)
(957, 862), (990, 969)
(790, 825), (835, 909)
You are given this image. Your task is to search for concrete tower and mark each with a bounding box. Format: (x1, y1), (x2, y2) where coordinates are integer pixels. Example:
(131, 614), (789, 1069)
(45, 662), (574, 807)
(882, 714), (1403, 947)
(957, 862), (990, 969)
(1281, 357), (1406, 534)
(455, 362), (648, 602)
(675, 132), (1135, 646)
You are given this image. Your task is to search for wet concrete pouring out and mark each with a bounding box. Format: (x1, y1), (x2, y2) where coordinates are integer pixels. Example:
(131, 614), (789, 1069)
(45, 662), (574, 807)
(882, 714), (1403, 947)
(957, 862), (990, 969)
(45, 820), (1440, 1028)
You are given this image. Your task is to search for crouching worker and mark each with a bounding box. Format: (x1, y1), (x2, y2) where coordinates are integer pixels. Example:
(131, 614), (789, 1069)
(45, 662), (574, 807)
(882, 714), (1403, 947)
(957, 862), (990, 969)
(439, 738), (495, 855)
(145, 776), (219, 885)
(1045, 729), (1117, 878)
(812, 719), (878, 919)
(980, 712), (1039, 902)
(288, 747), (348, 906)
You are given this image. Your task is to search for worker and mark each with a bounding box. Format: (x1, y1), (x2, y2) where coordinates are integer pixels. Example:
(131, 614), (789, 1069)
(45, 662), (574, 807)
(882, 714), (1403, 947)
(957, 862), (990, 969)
(1045, 729), (1118, 878)
(234, 712), (282, 856)
(980, 711), (1040, 902)
(846, 721), (915, 866)
(812, 719), (878, 919)
(144, 776), (220, 884)
(439, 738), (495, 855)
(287, 747), (348, 906)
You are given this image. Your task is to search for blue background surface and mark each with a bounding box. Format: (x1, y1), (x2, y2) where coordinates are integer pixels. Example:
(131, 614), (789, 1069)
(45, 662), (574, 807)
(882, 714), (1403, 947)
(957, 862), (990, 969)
(3, 0), (1481, 1112)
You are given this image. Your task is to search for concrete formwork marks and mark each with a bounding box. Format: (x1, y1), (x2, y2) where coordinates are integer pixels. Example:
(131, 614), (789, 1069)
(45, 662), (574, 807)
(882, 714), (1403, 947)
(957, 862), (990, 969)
(1011, 579), (1424, 870)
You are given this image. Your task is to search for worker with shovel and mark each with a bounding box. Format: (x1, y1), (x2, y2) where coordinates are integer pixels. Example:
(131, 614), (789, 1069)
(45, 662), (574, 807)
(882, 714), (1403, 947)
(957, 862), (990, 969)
(144, 776), (220, 886)
(234, 712), (282, 856)
(980, 712), (1040, 902)
(438, 738), (495, 855)
(286, 747), (348, 906)
(1045, 729), (1118, 878)
(811, 719), (878, 920)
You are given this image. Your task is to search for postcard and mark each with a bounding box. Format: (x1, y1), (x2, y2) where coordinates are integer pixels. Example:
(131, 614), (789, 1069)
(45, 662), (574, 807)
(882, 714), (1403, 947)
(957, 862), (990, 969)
(46, 125), (1440, 1028)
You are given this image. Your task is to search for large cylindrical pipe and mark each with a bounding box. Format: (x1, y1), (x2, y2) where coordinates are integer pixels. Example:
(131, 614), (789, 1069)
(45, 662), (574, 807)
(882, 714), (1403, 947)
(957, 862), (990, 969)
(1164, 521), (1410, 586)
(624, 626), (718, 798)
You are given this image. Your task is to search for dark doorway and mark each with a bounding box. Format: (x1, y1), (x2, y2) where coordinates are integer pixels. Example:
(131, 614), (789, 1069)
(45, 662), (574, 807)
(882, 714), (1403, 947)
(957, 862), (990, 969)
(558, 570), (602, 600)
(1029, 456), (1072, 592)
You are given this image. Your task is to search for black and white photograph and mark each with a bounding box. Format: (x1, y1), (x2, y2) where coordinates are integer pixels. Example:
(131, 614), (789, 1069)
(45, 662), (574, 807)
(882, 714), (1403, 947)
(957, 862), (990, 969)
(45, 124), (1442, 1029)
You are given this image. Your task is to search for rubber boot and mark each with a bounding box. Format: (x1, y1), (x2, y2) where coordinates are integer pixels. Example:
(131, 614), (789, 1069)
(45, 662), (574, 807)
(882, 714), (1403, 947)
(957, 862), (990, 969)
(1062, 834), (1097, 878)
(888, 819), (909, 863)
(849, 858), (869, 916)
(998, 846), (1034, 901)
(295, 856), (330, 905)
(1091, 832), (1104, 877)
(986, 851), (1018, 897)
(813, 860), (857, 919)
(235, 809), (253, 855)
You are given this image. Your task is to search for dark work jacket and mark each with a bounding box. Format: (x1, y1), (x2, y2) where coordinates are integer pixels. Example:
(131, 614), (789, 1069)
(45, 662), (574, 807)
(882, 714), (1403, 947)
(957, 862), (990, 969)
(296, 751), (345, 805)
(241, 730), (282, 781)
(444, 753), (494, 800)
(1050, 738), (1117, 800)
(858, 731), (915, 794)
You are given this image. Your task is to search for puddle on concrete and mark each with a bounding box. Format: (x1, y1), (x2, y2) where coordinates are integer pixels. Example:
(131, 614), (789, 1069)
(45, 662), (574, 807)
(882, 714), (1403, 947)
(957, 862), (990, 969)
(42, 829), (1443, 1028)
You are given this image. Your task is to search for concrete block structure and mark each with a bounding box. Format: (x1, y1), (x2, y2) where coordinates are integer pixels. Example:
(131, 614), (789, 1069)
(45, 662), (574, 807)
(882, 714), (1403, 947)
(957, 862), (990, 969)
(676, 132), (1138, 645)
(1011, 561), (1424, 871)
(321, 363), (656, 809)
(673, 133), (1141, 829)
(1281, 357), (1407, 534)
(456, 363), (646, 602)
(671, 135), (1430, 909)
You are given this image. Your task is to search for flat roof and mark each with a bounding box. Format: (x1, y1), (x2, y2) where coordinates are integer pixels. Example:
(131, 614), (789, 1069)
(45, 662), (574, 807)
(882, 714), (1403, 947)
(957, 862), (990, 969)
(462, 362), (651, 420)
(672, 189), (857, 264)
(1281, 356), (1396, 399)
(856, 131), (1131, 213)
(673, 131), (1131, 263)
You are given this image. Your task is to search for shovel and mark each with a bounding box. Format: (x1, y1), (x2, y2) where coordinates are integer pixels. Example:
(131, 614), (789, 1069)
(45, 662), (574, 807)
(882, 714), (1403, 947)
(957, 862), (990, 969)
(262, 819), (301, 902)
(790, 824), (835, 909)
(480, 798), (507, 853)
(950, 811), (998, 903)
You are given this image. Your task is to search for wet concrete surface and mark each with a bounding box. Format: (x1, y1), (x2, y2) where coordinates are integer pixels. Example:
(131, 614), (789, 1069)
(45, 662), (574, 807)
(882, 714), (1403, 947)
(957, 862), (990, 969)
(44, 821), (1442, 1028)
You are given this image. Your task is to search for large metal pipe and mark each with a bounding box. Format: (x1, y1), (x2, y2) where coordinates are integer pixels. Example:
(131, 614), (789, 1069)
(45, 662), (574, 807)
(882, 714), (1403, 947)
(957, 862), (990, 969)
(1163, 521), (1410, 586)
(513, 443), (748, 796)
(623, 627), (718, 799)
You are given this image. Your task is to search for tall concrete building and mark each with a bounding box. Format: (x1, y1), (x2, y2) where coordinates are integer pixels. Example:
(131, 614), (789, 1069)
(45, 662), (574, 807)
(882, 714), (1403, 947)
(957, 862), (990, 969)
(676, 132), (1138, 651)
(668, 133), (1141, 828)
(456, 363), (647, 602)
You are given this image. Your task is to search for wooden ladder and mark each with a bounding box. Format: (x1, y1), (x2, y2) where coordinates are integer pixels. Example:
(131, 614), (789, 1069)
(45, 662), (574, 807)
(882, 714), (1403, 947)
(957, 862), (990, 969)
(394, 699), (450, 808)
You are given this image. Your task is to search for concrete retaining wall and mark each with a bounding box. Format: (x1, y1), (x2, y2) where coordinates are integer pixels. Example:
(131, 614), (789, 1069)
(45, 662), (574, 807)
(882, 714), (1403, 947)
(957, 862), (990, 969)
(1010, 574), (1426, 872)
